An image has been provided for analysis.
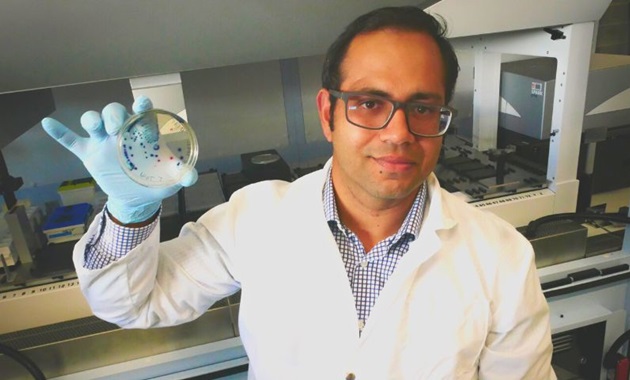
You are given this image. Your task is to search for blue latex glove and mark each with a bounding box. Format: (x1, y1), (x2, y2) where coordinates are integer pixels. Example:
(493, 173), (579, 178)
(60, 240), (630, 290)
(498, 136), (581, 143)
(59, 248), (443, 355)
(41, 96), (198, 224)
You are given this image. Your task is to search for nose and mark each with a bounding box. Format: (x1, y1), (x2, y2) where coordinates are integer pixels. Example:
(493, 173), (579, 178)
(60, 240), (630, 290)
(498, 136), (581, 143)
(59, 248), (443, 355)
(379, 107), (414, 144)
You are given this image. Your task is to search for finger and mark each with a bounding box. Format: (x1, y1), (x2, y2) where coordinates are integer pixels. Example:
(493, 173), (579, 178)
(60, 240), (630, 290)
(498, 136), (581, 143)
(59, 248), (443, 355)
(133, 96), (154, 114)
(179, 167), (198, 187)
(80, 110), (108, 140)
(102, 102), (130, 136)
(41, 118), (86, 159)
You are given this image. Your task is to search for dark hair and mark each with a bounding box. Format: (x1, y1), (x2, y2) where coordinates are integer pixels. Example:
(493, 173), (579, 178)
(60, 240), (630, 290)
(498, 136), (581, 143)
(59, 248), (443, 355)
(321, 6), (460, 129)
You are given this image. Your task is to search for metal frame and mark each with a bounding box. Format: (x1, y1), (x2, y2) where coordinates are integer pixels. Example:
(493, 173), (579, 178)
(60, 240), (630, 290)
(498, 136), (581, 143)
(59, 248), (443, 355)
(451, 23), (595, 226)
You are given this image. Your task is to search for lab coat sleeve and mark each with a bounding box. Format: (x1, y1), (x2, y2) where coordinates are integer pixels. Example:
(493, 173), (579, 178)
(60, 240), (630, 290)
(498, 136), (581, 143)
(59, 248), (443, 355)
(478, 233), (556, 379)
(72, 205), (242, 329)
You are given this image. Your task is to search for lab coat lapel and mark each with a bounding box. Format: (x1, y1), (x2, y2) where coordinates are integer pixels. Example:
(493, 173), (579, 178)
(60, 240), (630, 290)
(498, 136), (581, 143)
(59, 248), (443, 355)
(359, 174), (456, 339)
(284, 165), (359, 340)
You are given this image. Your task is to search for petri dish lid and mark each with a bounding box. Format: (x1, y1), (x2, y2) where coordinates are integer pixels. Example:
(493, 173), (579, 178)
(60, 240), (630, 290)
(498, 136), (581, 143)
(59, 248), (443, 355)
(117, 109), (198, 188)
(251, 153), (280, 165)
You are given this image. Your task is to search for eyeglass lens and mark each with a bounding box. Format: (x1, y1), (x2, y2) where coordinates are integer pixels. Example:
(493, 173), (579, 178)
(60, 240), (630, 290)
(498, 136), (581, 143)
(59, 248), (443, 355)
(345, 94), (451, 136)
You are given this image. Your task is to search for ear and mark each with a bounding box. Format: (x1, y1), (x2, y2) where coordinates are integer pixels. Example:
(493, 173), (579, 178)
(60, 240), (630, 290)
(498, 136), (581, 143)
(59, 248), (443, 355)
(316, 89), (333, 142)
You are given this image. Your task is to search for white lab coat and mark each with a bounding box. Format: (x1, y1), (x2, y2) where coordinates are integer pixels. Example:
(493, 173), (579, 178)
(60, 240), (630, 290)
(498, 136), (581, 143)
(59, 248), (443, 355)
(74, 161), (556, 380)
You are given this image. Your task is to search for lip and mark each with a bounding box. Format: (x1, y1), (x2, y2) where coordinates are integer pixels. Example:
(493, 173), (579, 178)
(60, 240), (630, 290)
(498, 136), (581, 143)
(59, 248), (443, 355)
(373, 156), (416, 172)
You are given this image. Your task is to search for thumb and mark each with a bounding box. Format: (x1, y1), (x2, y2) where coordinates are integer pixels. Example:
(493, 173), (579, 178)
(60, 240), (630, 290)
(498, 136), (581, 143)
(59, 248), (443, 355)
(41, 117), (86, 159)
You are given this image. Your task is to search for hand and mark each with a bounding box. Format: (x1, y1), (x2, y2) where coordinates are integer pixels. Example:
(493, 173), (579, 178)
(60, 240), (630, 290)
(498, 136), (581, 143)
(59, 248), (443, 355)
(41, 96), (198, 224)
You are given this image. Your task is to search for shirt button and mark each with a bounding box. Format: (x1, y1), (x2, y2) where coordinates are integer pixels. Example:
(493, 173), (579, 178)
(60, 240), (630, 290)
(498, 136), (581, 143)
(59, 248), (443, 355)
(360, 260), (368, 268)
(346, 373), (356, 380)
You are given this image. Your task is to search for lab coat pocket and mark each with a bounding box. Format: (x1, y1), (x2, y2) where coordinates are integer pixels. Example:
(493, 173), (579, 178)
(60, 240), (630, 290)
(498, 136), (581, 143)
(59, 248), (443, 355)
(397, 297), (490, 379)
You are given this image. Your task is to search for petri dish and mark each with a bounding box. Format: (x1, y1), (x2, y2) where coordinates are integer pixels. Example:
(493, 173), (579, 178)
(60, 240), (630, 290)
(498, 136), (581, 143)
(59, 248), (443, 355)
(117, 109), (198, 188)
(251, 153), (280, 165)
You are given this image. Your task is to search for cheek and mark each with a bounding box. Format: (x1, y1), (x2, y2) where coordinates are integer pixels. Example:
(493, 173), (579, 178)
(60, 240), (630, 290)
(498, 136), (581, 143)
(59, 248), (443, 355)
(332, 124), (372, 151)
(419, 138), (442, 168)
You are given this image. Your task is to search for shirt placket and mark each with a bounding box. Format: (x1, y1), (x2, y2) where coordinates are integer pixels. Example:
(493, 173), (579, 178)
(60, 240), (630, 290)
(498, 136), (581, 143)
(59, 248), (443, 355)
(348, 232), (394, 334)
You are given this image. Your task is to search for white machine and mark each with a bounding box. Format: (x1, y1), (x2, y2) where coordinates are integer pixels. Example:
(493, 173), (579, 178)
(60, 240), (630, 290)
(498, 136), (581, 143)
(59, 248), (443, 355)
(1, 0), (629, 379)
(431, 1), (630, 379)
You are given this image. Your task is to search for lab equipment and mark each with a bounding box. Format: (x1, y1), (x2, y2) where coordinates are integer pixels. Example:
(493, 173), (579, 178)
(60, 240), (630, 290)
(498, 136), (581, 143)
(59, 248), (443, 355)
(41, 203), (93, 244)
(118, 109), (198, 188)
(57, 178), (96, 206)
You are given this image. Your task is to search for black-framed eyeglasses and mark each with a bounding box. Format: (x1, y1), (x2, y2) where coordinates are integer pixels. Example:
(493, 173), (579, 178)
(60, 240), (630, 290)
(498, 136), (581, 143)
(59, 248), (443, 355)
(328, 90), (456, 137)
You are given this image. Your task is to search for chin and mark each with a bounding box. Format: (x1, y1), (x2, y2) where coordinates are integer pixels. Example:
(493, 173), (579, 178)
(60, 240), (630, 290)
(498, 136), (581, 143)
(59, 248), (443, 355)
(375, 185), (419, 200)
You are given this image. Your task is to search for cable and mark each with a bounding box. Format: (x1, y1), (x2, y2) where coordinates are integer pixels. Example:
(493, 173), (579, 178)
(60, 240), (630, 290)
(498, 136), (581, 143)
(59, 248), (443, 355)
(524, 212), (630, 239)
(596, 223), (625, 240)
(0, 342), (46, 380)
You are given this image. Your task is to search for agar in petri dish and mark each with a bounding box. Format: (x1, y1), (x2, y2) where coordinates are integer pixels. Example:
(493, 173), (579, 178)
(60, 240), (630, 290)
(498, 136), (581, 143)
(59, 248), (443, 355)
(117, 109), (198, 188)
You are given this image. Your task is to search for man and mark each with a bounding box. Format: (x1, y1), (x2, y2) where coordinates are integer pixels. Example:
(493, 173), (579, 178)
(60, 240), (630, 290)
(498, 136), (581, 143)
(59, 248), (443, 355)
(42, 6), (556, 379)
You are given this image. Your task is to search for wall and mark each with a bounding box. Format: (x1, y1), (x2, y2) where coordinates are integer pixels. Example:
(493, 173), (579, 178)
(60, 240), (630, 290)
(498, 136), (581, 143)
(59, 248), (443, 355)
(596, 0), (630, 54)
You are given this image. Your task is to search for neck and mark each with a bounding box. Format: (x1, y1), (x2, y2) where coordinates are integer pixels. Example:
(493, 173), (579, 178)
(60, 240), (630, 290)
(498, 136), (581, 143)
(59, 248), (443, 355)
(334, 180), (418, 253)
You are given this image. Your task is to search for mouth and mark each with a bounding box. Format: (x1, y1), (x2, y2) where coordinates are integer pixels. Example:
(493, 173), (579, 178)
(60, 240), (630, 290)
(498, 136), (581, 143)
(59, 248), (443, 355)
(373, 155), (416, 172)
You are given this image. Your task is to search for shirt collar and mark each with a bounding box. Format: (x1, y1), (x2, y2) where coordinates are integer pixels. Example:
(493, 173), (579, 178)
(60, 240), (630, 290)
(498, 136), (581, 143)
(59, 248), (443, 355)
(322, 164), (427, 240)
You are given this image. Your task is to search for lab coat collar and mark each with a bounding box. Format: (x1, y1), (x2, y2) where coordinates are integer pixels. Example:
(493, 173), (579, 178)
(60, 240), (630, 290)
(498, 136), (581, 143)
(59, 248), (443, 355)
(356, 174), (459, 341)
(424, 172), (458, 233)
(314, 160), (459, 341)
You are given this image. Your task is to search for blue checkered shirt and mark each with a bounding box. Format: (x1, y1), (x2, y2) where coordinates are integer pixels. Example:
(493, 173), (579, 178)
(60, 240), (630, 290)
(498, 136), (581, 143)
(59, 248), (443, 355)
(323, 167), (427, 333)
(83, 208), (158, 269)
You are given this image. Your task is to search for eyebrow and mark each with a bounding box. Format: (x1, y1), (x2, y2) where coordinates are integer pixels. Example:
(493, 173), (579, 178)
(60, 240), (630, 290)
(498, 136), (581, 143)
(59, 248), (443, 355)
(347, 87), (444, 103)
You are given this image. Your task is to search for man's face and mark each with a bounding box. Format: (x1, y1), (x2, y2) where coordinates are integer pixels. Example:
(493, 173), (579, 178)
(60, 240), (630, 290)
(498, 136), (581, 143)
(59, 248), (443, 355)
(317, 29), (447, 207)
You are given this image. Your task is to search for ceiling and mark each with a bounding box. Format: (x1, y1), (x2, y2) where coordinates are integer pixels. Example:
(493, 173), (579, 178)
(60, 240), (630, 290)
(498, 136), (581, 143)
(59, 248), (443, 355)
(0, 0), (612, 95)
(0, 0), (421, 94)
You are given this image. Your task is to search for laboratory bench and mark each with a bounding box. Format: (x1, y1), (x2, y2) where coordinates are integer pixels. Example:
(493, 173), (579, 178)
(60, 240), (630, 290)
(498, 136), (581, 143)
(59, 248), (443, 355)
(0, 213), (249, 380)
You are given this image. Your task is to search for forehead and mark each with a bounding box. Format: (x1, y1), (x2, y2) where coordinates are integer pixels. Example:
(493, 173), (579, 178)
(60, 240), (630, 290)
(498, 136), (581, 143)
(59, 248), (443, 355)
(339, 29), (446, 100)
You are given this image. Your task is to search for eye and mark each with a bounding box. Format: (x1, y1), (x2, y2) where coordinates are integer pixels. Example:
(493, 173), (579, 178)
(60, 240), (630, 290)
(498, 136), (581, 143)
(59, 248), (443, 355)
(349, 95), (387, 111)
(360, 99), (378, 109)
(413, 104), (432, 114)
(359, 98), (386, 111)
